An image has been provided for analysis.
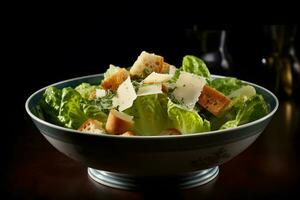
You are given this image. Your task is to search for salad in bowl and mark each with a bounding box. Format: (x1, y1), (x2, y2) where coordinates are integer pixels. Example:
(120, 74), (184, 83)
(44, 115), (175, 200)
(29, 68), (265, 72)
(39, 51), (269, 136)
(26, 51), (278, 189)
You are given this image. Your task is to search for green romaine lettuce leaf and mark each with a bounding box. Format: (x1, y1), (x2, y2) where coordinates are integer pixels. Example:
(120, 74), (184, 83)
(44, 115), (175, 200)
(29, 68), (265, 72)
(182, 55), (211, 80)
(167, 100), (210, 134)
(39, 86), (62, 125)
(58, 87), (88, 129)
(40, 86), (107, 129)
(75, 83), (99, 99)
(124, 94), (170, 136)
(238, 95), (269, 124)
(169, 55), (211, 83)
(219, 94), (268, 130)
(81, 103), (107, 123)
(227, 85), (256, 99)
(210, 77), (244, 96)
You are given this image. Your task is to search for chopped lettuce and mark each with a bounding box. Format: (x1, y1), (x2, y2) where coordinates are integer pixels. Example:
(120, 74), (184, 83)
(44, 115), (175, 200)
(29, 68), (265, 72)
(94, 89), (116, 111)
(39, 86), (62, 125)
(182, 55), (211, 80)
(81, 103), (107, 123)
(170, 55), (210, 83)
(124, 94), (170, 135)
(227, 85), (256, 99)
(238, 95), (269, 125)
(75, 83), (99, 100)
(210, 77), (244, 96)
(167, 100), (210, 134)
(211, 94), (268, 129)
(40, 87), (107, 129)
(58, 87), (88, 129)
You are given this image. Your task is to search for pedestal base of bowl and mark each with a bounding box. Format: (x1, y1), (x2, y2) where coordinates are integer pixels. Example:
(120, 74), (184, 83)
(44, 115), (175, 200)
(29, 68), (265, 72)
(88, 167), (219, 190)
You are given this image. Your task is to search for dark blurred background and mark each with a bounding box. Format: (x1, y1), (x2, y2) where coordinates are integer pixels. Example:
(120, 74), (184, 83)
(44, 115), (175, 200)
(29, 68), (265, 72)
(18, 15), (300, 100)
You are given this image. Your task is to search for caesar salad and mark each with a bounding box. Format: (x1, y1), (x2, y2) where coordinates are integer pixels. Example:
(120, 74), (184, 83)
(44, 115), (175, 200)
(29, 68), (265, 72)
(39, 51), (269, 136)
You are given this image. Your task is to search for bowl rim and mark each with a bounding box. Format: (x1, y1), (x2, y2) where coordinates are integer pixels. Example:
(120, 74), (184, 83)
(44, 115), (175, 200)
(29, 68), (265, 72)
(25, 73), (279, 140)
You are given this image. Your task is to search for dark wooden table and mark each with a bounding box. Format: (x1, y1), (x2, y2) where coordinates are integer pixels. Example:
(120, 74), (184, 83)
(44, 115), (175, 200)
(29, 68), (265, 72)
(4, 99), (300, 199)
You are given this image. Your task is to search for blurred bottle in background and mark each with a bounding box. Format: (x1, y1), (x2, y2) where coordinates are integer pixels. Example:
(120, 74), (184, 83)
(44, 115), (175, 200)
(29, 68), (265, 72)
(261, 25), (300, 100)
(185, 26), (234, 76)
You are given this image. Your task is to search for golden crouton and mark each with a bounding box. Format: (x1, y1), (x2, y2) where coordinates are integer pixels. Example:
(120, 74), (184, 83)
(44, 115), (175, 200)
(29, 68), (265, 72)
(105, 109), (134, 135)
(161, 62), (170, 74)
(130, 51), (169, 77)
(120, 131), (135, 136)
(198, 85), (231, 116)
(78, 119), (105, 134)
(101, 68), (129, 91)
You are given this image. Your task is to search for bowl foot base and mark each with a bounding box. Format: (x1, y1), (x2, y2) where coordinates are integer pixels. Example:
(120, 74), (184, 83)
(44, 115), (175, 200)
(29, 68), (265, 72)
(88, 167), (219, 190)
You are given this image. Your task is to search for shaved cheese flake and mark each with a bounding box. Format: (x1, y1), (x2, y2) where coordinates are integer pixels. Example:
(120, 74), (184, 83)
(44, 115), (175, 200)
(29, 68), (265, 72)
(168, 65), (177, 75)
(143, 72), (173, 84)
(112, 96), (119, 108)
(95, 89), (106, 98)
(137, 84), (163, 96)
(116, 77), (137, 111)
(173, 72), (206, 109)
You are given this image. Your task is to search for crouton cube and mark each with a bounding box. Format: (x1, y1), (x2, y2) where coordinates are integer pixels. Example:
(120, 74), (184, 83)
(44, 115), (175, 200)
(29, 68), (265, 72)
(101, 68), (129, 91)
(198, 85), (231, 116)
(130, 51), (168, 77)
(120, 131), (135, 136)
(106, 109), (134, 135)
(78, 119), (105, 134)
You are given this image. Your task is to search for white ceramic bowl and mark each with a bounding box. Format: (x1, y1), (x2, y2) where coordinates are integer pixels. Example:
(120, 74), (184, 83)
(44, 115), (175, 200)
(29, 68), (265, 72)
(25, 74), (278, 189)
